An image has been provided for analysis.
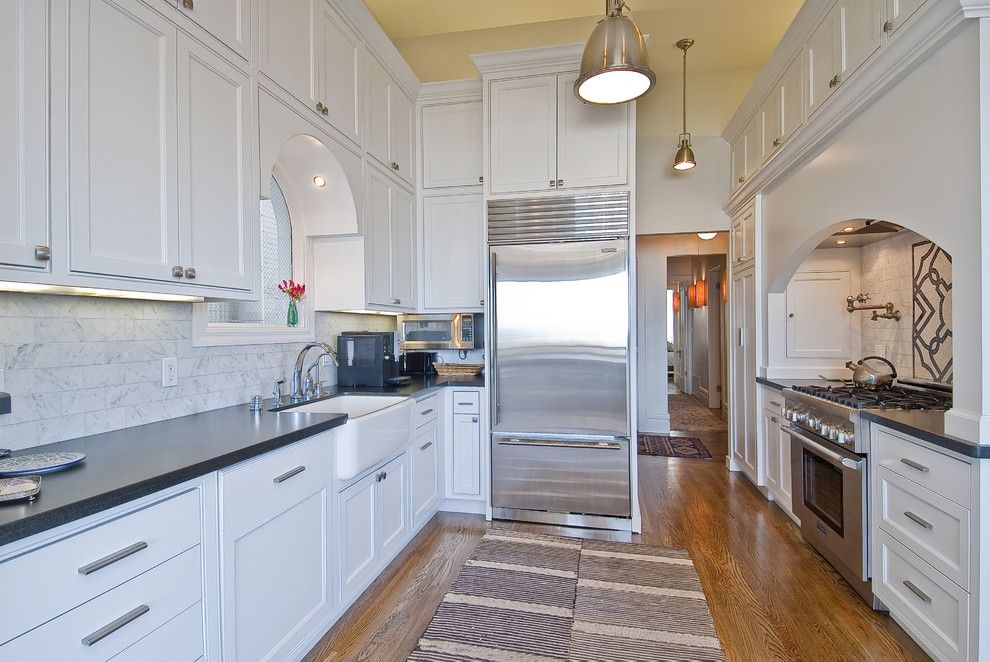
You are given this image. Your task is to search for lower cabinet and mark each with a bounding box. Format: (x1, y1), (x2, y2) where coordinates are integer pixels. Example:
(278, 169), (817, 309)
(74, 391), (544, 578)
(410, 421), (442, 528)
(761, 390), (793, 517)
(450, 413), (482, 498)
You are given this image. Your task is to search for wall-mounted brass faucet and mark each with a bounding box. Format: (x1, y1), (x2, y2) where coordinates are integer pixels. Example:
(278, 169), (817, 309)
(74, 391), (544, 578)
(846, 294), (902, 321)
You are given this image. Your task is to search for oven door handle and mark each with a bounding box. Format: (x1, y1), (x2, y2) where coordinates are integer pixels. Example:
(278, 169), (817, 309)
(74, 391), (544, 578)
(781, 425), (863, 471)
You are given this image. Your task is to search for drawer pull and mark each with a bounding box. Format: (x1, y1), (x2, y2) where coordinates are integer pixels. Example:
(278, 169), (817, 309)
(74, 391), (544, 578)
(904, 511), (934, 530)
(770, 400), (782, 407)
(900, 458), (930, 473)
(458, 402), (473, 406)
(78, 541), (149, 576)
(420, 441), (433, 451)
(420, 408), (435, 416)
(273, 465), (306, 484)
(81, 604), (150, 646)
(902, 580), (932, 603)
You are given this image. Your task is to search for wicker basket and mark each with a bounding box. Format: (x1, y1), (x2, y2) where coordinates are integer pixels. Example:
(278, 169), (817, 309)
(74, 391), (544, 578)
(432, 362), (484, 378)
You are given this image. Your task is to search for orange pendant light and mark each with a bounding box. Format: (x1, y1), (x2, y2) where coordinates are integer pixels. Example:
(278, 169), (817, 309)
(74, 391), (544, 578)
(687, 282), (697, 308)
(673, 291), (681, 313)
(697, 279), (708, 307)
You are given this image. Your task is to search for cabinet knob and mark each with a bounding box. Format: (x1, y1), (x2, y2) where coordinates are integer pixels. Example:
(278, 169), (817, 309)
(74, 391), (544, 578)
(34, 245), (50, 261)
(184, 267), (196, 280)
(316, 102), (325, 113)
(321, 104), (329, 116)
(392, 298), (401, 305)
(182, 0), (193, 9)
(472, 417), (479, 423)
(772, 137), (781, 147)
(480, 299), (485, 306)
(828, 74), (841, 89)
(172, 266), (184, 278)
(549, 180), (557, 188)
(556, 179), (563, 187)
(391, 161), (400, 171)
(738, 176), (745, 184)
(883, 20), (894, 33)
(478, 176), (484, 183)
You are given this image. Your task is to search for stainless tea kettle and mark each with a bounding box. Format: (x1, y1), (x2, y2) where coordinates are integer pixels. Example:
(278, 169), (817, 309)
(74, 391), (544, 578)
(845, 356), (897, 390)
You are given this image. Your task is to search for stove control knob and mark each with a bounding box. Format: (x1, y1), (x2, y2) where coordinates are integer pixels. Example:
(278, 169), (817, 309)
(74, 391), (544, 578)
(807, 416), (819, 429)
(837, 429), (854, 446)
(828, 427), (840, 441)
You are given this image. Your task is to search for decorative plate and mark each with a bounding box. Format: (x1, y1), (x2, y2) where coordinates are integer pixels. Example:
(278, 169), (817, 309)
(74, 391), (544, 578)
(0, 452), (86, 477)
(0, 475), (41, 503)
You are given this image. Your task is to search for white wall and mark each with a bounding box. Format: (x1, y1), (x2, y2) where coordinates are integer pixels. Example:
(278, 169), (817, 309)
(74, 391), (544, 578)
(760, 25), (983, 440)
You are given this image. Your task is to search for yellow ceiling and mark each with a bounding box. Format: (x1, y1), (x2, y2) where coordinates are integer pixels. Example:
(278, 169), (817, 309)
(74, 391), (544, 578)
(363, 0), (804, 82)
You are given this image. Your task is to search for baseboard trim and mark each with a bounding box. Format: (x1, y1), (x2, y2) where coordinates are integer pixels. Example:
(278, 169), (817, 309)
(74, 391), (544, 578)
(439, 498), (486, 515)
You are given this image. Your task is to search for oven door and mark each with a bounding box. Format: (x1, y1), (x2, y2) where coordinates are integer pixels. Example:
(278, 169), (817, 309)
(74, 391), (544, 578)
(785, 424), (868, 581)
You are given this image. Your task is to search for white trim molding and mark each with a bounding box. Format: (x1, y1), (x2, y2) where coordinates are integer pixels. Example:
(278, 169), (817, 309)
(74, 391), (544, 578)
(471, 43), (585, 77)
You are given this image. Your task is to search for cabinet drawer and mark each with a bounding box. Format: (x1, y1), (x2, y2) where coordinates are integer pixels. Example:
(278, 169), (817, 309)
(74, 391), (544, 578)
(0, 488), (201, 644)
(220, 432), (332, 528)
(874, 426), (971, 506)
(0, 545), (202, 660)
(875, 531), (968, 662)
(763, 391), (784, 416)
(110, 601), (204, 661)
(452, 390), (480, 414)
(412, 394), (440, 428)
(877, 467), (970, 590)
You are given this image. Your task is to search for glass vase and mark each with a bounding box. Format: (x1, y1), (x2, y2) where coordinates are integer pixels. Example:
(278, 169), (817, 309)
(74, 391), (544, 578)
(286, 299), (299, 327)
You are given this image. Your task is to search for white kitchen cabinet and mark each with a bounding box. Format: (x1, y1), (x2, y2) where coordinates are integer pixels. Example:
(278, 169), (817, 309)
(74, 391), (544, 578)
(759, 91), (782, 165)
(422, 194), (485, 311)
(65, 0), (180, 283)
(762, 402), (792, 515)
(221, 480), (331, 661)
(422, 101), (483, 189)
(258, 0), (318, 110)
(742, 114), (762, 182)
(0, 0), (49, 271)
(806, 8), (841, 116)
(489, 75), (558, 194)
(376, 454), (409, 561)
(839, 0), (883, 81)
(450, 413), (482, 499)
(730, 202), (756, 265)
(410, 423), (441, 528)
(337, 470), (378, 604)
(730, 264), (760, 485)
(884, 0), (928, 36)
(171, 0), (251, 60)
(366, 56), (415, 184)
(785, 270), (852, 358)
(730, 136), (746, 191)
(556, 72), (629, 189)
(807, 0), (882, 116)
(365, 167), (416, 310)
(391, 184), (416, 308)
(315, 1), (363, 145)
(176, 35), (254, 291)
(760, 53), (804, 163)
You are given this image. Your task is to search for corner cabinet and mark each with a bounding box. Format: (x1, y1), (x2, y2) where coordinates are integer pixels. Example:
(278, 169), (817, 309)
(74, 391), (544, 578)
(365, 166), (416, 310)
(421, 194), (485, 311)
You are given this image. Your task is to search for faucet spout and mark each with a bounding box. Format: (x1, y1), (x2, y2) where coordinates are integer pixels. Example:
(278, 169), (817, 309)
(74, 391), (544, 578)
(292, 342), (338, 401)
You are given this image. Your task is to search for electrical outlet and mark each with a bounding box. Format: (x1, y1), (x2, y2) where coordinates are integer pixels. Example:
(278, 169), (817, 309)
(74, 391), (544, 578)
(162, 357), (178, 387)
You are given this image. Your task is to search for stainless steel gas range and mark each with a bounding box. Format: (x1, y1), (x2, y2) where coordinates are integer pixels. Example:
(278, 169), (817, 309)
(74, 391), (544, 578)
(781, 383), (952, 605)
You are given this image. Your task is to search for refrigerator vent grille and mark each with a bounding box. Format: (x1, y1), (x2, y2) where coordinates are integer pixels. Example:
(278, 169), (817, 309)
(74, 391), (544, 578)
(487, 192), (629, 244)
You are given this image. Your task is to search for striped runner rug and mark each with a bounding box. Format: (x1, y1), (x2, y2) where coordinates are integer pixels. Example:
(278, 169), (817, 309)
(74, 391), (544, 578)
(408, 530), (725, 661)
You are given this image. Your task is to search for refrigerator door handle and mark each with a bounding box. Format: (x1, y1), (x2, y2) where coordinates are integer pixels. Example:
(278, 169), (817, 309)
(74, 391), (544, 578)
(490, 251), (499, 426)
(496, 438), (623, 450)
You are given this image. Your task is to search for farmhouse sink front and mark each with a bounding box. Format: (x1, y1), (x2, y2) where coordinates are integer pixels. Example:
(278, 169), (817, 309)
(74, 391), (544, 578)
(288, 395), (413, 480)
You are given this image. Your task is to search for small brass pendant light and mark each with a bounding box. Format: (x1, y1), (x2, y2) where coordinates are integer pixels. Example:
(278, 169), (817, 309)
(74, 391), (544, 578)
(575, 0), (656, 105)
(673, 38), (697, 171)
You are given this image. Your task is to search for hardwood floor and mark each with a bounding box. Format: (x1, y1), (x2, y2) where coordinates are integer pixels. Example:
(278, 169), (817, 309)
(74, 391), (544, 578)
(304, 429), (929, 662)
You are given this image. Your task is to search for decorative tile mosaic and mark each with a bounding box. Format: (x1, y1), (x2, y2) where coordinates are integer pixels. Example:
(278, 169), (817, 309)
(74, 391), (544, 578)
(912, 240), (953, 383)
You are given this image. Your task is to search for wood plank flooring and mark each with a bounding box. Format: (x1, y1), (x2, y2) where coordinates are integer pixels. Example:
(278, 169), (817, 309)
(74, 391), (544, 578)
(304, 428), (929, 662)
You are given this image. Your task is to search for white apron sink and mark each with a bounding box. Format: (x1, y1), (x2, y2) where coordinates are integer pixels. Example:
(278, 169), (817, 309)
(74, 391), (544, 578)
(289, 395), (412, 480)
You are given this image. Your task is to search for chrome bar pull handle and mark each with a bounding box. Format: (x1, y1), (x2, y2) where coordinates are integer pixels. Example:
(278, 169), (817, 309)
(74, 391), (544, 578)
(78, 542), (149, 575)
(902, 580), (931, 603)
(172, 266), (184, 278)
(904, 511), (934, 530)
(273, 465), (305, 484)
(81, 605), (150, 646)
(420, 408), (434, 416)
(900, 458), (930, 473)
(420, 441), (433, 451)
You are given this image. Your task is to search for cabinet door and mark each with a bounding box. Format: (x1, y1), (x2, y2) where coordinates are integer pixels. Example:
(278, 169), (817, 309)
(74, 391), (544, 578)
(422, 194), (484, 311)
(390, 88), (415, 184)
(177, 0), (250, 59)
(450, 413), (482, 498)
(742, 115), (762, 180)
(365, 56), (391, 167)
(316, 2), (362, 145)
(177, 36), (254, 291)
(489, 75), (557, 194)
(67, 0), (180, 282)
(730, 136), (746, 190)
(884, 0), (927, 36)
(222, 481), (330, 662)
(731, 204), (755, 265)
(422, 101), (483, 189)
(376, 454), (408, 562)
(764, 411), (781, 493)
(258, 0), (317, 110)
(0, 0), (49, 270)
(839, 0), (882, 79)
(786, 270), (852, 358)
(410, 424), (441, 527)
(778, 424), (793, 510)
(364, 168), (393, 306)
(731, 267), (758, 482)
(337, 472), (378, 602)
(390, 182), (416, 309)
(806, 9), (841, 115)
(556, 72), (629, 189)
(760, 88), (782, 164)
(779, 53), (804, 143)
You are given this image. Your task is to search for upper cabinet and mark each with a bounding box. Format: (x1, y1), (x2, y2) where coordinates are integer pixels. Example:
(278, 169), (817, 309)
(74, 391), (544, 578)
(421, 194), (484, 311)
(167, 0), (251, 60)
(258, 0), (317, 109)
(488, 72), (631, 195)
(422, 101), (483, 189)
(315, 1), (363, 145)
(0, 0), (49, 271)
(884, 0), (927, 35)
(366, 56), (415, 185)
(760, 54), (803, 165)
(365, 166), (416, 310)
(807, 0), (883, 116)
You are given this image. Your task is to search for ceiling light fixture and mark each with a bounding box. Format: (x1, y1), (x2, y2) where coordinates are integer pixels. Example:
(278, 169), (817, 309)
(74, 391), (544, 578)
(697, 232), (717, 240)
(836, 239), (848, 245)
(574, 0), (655, 105)
(312, 176), (327, 188)
(673, 38), (697, 171)
(843, 226), (855, 233)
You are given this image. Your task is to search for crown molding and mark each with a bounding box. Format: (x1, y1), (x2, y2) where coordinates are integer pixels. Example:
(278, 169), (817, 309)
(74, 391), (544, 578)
(471, 42), (585, 77)
(959, 0), (990, 17)
(417, 78), (483, 104)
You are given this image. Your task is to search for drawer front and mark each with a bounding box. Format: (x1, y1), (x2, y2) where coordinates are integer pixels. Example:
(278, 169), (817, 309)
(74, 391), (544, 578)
(412, 394), (440, 428)
(452, 390), (480, 415)
(763, 390), (784, 416)
(221, 432), (332, 528)
(873, 426), (971, 507)
(110, 601), (204, 661)
(875, 531), (968, 662)
(0, 488), (202, 644)
(878, 467), (970, 590)
(0, 546), (202, 660)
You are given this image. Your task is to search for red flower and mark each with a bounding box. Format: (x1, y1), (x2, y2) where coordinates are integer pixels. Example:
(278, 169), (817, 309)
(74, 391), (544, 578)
(278, 279), (306, 301)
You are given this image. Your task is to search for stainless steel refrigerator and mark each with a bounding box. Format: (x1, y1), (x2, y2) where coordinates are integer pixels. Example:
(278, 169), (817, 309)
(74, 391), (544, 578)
(488, 193), (631, 527)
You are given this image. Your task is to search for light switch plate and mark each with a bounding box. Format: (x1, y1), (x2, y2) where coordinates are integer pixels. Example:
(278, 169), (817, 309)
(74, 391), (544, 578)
(162, 357), (178, 387)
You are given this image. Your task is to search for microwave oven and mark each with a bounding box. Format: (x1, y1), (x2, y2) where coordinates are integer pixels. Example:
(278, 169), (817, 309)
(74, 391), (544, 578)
(399, 314), (483, 351)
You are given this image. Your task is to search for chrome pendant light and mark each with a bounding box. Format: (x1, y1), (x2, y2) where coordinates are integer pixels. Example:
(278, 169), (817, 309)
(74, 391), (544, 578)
(673, 38), (697, 171)
(574, 0), (655, 105)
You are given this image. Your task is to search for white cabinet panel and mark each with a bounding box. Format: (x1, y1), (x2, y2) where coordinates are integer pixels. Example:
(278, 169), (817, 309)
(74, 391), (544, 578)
(742, 115), (762, 180)
(177, 0), (250, 59)
(365, 57), (414, 184)
(390, 181), (416, 308)
(177, 36), (254, 291)
(730, 136), (745, 190)
(391, 87), (415, 184)
(556, 72), (629, 189)
(763, 409), (792, 513)
(807, 9), (841, 115)
(450, 412), (482, 498)
(66, 0), (180, 282)
(376, 454), (408, 561)
(410, 424), (441, 527)
(839, 0), (882, 79)
(884, 0), (927, 36)
(422, 101), (483, 189)
(760, 88), (782, 164)
(422, 194), (484, 311)
(110, 602), (204, 662)
(316, 2), (362, 145)
(786, 271), (851, 358)
(221, 482), (330, 662)
(337, 471), (378, 603)
(730, 203), (756, 265)
(731, 265), (759, 484)
(366, 56), (391, 167)
(779, 54), (804, 144)
(258, 0), (317, 110)
(489, 75), (557, 194)
(0, 0), (49, 270)
(365, 167), (392, 306)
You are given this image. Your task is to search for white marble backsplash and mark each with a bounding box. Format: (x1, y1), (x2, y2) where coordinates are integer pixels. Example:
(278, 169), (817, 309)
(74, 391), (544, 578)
(0, 293), (394, 451)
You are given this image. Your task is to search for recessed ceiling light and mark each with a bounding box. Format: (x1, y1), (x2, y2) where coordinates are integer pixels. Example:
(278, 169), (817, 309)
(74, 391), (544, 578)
(836, 239), (847, 245)
(312, 176), (326, 188)
(697, 232), (717, 240)
(842, 226), (855, 233)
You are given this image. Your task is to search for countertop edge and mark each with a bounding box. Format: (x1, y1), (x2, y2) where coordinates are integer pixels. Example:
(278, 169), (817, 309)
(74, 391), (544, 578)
(860, 411), (990, 459)
(756, 377), (785, 391)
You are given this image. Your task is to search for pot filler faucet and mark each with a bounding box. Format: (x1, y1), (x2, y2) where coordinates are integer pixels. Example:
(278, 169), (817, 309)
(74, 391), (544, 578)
(292, 342), (339, 402)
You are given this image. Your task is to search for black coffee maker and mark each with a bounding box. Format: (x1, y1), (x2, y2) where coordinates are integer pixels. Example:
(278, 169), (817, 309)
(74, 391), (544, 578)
(336, 332), (397, 387)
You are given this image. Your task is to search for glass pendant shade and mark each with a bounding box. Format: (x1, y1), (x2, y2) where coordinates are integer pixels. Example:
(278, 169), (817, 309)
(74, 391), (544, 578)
(687, 283), (697, 308)
(575, 1), (655, 105)
(673, 292), (681, 313)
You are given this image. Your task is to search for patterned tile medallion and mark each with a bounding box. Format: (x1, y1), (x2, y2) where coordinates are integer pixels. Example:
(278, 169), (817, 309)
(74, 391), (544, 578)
(912, 240), (952, 383)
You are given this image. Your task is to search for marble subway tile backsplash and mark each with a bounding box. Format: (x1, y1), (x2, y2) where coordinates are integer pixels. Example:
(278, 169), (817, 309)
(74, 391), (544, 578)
(0, 293), (394, 451)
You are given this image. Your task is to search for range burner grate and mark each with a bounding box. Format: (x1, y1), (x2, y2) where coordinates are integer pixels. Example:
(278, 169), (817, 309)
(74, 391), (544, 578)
(791, 385), (952, 411)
